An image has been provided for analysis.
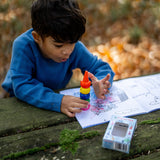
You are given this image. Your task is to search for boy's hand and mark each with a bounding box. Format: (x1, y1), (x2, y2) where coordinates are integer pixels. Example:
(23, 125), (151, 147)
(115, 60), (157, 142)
(61, 95), (89, 117)
(88, 72), (111, 99)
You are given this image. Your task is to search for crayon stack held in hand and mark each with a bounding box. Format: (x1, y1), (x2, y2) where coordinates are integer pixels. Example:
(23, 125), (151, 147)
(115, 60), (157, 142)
(80, 71), (91, 111)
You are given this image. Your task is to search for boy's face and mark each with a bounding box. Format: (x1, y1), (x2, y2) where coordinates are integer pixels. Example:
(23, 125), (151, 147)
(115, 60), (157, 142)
(32, 31), (75, 63)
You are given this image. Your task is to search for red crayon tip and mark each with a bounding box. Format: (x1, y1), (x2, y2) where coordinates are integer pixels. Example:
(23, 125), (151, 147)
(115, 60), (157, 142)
(83, 71), (89, 82)
(80, 71), (91, 88)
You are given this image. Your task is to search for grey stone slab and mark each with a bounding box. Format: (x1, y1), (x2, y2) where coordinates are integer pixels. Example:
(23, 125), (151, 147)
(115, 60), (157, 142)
(0, 110), (160, 160)
(0, 97), (74, 136)
(131, 150), (160, 160)
(0, 121), (81, 158)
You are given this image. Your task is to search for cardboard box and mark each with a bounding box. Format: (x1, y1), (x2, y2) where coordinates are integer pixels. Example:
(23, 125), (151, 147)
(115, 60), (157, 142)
(102, 115), (137, 153)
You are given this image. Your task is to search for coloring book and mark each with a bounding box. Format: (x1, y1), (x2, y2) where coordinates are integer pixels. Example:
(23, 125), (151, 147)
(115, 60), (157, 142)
(60, 73), (160, 128)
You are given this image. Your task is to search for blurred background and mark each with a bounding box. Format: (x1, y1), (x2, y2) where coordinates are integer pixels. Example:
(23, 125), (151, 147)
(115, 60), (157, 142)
(0, 0), (160, 96)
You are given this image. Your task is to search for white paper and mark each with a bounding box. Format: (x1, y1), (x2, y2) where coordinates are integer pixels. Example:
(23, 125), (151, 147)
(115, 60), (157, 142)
(60, 73), (160, 128)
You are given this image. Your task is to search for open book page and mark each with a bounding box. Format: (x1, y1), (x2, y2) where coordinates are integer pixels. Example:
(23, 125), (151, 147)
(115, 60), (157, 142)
(117, 74), (160, 112)
(60, 73), (160, 128)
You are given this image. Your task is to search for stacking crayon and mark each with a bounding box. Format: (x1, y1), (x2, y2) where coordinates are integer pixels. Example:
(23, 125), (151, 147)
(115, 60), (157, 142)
(80, 71), (91, 111)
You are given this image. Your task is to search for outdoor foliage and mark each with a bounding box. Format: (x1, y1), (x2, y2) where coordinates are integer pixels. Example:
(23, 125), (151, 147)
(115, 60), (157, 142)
(0, 0), (160, 95)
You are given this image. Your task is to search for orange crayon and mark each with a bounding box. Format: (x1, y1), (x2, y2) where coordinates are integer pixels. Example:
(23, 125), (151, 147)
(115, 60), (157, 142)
(80, 71), (91, 111)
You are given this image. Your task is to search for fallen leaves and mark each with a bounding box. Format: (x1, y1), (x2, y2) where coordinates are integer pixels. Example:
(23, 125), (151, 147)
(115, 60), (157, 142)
(89, 36), (160, 80)
(1, 0), (160, 94)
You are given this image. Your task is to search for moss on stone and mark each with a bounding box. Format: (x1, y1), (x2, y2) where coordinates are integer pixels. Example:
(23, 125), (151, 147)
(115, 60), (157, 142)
(59, 129), (100, 155)
(1, 143), (58, 160)
(139, 118), (160, 125)
(1, 129), (100, 159)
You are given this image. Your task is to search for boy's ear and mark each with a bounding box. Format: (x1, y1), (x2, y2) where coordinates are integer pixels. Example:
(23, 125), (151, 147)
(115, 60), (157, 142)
(32, 31), (42, 43)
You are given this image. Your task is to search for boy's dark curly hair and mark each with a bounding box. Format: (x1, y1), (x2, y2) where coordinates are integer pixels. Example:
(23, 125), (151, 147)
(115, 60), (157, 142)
(31, 0), (86, 43)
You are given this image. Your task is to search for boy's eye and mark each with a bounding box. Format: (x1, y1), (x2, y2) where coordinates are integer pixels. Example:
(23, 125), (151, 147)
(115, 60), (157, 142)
(54, 44), (63, 48)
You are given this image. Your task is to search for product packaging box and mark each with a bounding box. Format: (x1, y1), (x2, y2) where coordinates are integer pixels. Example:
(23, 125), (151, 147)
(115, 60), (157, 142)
(102, 115), (137, 153)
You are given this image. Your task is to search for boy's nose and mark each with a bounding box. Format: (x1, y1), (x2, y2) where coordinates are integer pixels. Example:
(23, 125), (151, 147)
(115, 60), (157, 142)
(62, 48), (72, 55)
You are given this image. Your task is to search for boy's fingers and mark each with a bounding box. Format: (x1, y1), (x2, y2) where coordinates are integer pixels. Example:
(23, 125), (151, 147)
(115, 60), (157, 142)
(105, 81), (111, 88)
(75, 98), (89, 105)
(70, 107), (82, 114)
(72, 98), (89, 109)
(66, 111), (75, 118)
(77, 102), (89, 109)
(104, 88), (110, 94)
(101, 95), (105, 99)
(101, 74), (110, 83)
(88, 72), (97, 82)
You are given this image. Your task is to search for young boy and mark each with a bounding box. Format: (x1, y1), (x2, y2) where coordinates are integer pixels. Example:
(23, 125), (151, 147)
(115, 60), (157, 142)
(2, 0), (115, 117)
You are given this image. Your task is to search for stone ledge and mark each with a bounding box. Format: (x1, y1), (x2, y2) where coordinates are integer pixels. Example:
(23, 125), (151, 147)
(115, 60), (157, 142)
(0, 98), (160, 160)
(0, 97), (74, 137)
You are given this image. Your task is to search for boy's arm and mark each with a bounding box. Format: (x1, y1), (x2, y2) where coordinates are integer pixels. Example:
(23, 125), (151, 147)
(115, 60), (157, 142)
(8, 39), (63, 112)
(10, 69), (89, 115)
(10, 69), (63, 112)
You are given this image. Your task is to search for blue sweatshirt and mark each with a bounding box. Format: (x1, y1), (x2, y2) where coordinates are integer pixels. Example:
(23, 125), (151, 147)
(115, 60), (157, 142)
(2, 29), (115, 112)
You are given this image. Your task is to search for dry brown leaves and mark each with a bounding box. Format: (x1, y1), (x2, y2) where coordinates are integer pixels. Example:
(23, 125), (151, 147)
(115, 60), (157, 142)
(1, 0), (160, 93)
(89, 36), (160, 80)
(69, 35), (160, 87)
